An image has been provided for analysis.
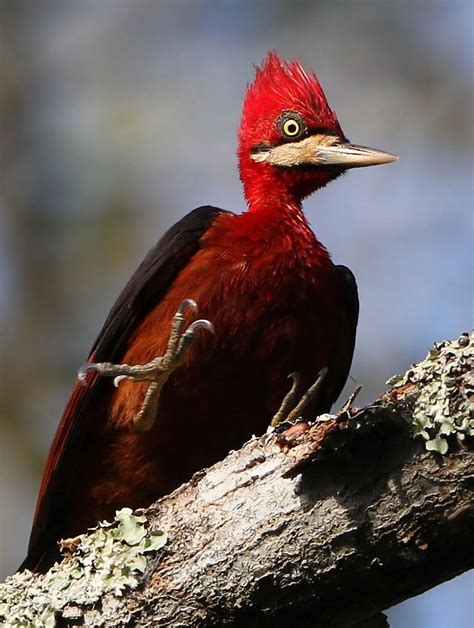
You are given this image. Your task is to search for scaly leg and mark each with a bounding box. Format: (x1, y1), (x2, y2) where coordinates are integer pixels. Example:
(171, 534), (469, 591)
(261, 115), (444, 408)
(271, 367), (328, 427)
(78, 299), (214, 432)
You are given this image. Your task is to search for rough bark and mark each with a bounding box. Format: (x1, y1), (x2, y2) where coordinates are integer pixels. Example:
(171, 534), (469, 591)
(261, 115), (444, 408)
(1, 334), (473, 627)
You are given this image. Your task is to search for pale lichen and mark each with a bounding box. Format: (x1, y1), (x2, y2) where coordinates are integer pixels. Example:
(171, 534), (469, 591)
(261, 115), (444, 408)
(388, 332), (474, 454)
(0, 508), (167, 627)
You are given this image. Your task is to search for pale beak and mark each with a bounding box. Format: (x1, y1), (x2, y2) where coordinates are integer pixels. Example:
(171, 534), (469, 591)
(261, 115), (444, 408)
(251, 134), (398, 169)
(310, 140), (399, 169)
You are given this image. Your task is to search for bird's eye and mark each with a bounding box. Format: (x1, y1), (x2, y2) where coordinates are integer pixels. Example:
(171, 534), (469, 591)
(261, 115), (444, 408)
(278, 112), (306, 140)
(283, 119), (300, 136)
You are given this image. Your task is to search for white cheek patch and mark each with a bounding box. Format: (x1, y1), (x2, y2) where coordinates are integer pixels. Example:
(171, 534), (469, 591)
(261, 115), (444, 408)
(250, 134), (339, 167)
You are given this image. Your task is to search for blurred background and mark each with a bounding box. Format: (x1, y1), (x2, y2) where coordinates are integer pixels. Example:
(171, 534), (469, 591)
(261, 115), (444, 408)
(0, 1), (472, 625)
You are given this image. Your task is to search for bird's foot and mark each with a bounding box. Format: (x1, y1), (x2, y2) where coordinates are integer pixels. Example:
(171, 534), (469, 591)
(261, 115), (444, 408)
(78, 299), (214, 432)
(271, 367), (328, 428)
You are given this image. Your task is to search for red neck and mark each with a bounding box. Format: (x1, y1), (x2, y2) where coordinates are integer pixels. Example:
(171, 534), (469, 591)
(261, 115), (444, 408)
(237, 168), (330, 270)
(240, 157), (301, 211)
(236, 155), (336, 274)
(239, 147), (339, 213)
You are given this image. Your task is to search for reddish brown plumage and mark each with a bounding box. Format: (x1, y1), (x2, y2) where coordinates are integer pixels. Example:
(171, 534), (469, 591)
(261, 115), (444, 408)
(22, 52), (374, 572)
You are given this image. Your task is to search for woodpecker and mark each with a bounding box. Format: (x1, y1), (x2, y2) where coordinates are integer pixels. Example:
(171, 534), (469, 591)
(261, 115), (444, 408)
(22, 52), (397, 572)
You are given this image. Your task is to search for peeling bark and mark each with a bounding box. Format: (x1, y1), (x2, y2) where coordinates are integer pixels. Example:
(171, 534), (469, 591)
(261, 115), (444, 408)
(1, 335), (473, 627)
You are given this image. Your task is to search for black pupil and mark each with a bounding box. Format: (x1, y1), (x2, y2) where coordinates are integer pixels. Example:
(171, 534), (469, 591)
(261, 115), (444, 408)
(287, 122), (298, 135)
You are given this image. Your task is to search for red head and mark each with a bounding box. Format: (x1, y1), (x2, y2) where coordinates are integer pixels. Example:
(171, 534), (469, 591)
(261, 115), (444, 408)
(238, 53), (397, 209)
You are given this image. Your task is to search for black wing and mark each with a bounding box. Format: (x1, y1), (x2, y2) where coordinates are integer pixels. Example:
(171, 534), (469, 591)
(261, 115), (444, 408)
(23, 205), (228, 571)
(92, 205), (228, 361)
(323, 264), (359, 410)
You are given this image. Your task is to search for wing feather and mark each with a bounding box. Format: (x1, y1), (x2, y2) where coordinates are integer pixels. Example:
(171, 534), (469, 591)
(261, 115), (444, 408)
(23, 205), (227, 569)
(323, 264), (359, 409)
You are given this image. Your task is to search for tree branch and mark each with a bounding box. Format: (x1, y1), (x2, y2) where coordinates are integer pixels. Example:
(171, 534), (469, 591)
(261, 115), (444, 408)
(1, 333), (473, 627)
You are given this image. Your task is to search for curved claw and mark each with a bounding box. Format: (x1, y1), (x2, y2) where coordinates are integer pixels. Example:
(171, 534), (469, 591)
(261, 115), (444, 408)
(187, 318), (215, 336)
(114, 375), (128, 388)
(177, 298), (198, 315)
(287, 371), (301, 387)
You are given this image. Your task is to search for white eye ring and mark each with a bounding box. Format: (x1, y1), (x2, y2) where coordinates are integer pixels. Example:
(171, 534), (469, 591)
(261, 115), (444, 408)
(282, 118), (301, 137)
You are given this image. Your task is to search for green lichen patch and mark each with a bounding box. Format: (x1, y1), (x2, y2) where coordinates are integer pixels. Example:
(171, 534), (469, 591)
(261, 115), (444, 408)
(388, 332), (474, 454)
(0, 508), (167, 627)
